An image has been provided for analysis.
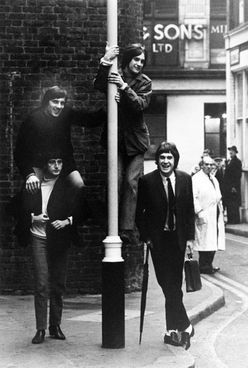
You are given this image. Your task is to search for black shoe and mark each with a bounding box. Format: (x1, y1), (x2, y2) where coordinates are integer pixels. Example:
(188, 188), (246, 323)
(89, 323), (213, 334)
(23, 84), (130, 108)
(181, 327), (195, 350)
(200, 267), (215, 274)
(213, 267), (220, 273)
(164, 331), (181, 346)
(32, 329), (45, 344)
(49, 325), (66, 340)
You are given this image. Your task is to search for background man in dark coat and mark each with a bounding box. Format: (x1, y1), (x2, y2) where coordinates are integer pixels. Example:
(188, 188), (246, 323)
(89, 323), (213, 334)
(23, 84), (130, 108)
(136, 142), (195, 350)
(224, 145), (242, 224)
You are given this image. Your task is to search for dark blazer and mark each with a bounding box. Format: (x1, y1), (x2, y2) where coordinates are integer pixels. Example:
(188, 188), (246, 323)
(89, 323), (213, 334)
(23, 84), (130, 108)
(13, 177), (86, 249)
(136, 169), (195, 251)
(94, 65), (152, 156)
(224, 156), (242, 205)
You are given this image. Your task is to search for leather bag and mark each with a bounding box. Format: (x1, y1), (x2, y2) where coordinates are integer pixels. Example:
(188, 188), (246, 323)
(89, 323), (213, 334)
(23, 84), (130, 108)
(184, 254), (202, 293)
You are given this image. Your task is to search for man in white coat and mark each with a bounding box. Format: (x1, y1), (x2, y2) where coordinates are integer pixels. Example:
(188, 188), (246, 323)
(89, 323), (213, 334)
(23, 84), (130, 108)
(191, 155), (225, 274)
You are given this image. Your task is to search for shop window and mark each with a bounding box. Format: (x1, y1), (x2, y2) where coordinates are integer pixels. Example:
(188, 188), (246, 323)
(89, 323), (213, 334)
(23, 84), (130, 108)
(204, 103), (226, 157)
(144, 94), (167, 159)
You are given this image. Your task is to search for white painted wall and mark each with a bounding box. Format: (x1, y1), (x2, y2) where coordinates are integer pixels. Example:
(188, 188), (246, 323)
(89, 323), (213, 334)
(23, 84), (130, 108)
(144, 93), (226, 175)
(167, 94), (226, 174)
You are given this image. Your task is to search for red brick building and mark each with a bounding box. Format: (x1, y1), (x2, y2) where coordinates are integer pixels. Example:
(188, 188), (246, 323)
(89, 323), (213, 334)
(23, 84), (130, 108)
(0, 0), (144, 294)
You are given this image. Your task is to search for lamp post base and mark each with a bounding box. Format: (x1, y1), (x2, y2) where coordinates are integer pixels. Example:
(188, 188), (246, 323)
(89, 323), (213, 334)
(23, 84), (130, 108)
(102, 260), (125, 348)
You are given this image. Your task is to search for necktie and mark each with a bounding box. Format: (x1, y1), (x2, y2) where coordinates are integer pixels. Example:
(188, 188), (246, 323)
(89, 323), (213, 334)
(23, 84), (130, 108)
(167, 177), (175, 231)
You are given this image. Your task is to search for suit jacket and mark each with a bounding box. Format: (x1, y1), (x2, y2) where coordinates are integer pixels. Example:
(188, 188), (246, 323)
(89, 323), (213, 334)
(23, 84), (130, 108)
(135, 169), (195, 251)
(94, 65), (152, 156)
(13, 177), (86, 249)
(224, 156), (242, 204)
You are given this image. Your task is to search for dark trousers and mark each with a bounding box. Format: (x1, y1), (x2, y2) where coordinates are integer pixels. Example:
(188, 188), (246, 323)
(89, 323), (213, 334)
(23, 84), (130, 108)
(199, 251), (216, 271)
(31, 235), (68, 330)
(151, 231), (190, 332)
(226, 203), (240, 224)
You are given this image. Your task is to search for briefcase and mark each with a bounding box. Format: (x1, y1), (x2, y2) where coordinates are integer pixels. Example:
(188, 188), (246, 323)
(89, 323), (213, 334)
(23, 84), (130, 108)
(184, 255), (202, 293)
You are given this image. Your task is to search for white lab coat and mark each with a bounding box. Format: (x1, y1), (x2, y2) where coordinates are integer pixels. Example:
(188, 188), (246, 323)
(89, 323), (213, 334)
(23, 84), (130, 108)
(191, 170), (225, 251)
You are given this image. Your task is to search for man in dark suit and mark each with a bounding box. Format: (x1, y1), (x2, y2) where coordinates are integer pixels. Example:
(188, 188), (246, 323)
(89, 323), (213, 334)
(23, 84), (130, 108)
(224, 145), (242, 224)
(136, 142), (195, 350)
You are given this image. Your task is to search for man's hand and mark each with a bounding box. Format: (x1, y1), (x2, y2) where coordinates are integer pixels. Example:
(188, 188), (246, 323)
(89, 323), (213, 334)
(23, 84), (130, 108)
(108, 72), (126, 89)
(26, 174), (40, 194)
(32, 213), (49, 224)
(51, 219), (70, 230)
(103, 43), (119, 62)
(186, 241), (194, 258)
(115, 91), (120, 103)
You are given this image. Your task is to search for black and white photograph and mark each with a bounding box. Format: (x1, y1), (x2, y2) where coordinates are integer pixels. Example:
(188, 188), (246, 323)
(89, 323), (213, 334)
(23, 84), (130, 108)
(0, 0), (248, 367)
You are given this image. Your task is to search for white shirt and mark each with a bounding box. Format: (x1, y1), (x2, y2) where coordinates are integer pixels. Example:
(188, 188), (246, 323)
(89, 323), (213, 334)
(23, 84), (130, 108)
(30, 177), (57, 238)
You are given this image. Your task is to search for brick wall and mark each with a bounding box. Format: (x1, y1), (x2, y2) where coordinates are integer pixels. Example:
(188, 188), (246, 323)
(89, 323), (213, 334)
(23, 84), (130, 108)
(0, 0), (144, 294)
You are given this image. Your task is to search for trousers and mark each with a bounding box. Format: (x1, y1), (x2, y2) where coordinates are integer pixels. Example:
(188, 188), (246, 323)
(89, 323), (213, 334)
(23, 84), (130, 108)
(31, 235), (68, 330)
(118, 153), (144, 230)
(151, 231), (190, 332)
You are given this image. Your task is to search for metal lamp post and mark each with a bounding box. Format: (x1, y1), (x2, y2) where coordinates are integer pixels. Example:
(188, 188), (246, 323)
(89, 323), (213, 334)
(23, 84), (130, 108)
(101, 0), (125, 349)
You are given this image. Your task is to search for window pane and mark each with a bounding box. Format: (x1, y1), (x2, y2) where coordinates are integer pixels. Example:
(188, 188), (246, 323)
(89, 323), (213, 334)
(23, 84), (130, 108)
(205, 134), (220, 157)
(205, 118), (220, 133)
(154, 0), (178, 17)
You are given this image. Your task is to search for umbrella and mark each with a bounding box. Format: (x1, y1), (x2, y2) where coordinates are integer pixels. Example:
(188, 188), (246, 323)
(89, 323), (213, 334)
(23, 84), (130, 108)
(139, 241), (150, 344)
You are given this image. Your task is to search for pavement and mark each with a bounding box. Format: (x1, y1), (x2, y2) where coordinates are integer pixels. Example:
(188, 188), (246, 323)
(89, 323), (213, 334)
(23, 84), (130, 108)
(1, 223), (247, 368)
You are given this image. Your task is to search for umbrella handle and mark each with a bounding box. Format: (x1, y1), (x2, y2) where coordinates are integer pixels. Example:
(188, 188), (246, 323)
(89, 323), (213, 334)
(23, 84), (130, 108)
(144, 242), (150, 265)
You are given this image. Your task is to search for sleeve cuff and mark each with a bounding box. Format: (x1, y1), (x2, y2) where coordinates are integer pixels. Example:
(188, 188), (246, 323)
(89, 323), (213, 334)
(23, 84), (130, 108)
(100, 57), (113, 66)
(120, 83), (128, 90)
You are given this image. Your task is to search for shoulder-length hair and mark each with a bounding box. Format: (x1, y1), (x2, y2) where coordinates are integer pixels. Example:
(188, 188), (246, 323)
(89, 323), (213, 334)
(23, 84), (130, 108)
(121, 43), (147, 70)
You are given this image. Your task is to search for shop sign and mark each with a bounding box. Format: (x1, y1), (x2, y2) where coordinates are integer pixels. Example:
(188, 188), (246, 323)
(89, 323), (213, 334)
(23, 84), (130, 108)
(144, 22), (226, 54)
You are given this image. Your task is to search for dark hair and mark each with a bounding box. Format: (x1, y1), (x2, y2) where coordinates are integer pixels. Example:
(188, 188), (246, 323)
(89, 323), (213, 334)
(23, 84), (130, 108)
(42, 150), (64, 166)
(41, 86), (68, 108)
(155, 142), (180, 169)
(121, 43), (147, 70)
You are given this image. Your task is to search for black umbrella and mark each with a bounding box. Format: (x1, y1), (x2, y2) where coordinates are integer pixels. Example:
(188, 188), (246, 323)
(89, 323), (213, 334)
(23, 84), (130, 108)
(139, 242), (150, 344)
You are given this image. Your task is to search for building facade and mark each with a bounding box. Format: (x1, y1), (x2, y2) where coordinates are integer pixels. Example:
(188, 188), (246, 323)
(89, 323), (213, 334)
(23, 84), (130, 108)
(225, 0), (248, 221)
(143, 0), (227, 174)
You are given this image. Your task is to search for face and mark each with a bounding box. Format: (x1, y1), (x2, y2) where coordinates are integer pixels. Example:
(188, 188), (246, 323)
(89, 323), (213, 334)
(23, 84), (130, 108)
(202, 157), (214, 175)
(128, 52), (145, 75)
(158, 152), (175, 177)
(46, 98), (66, 117)
(46, 158), (63, 178)
(229, 149), (236, 159)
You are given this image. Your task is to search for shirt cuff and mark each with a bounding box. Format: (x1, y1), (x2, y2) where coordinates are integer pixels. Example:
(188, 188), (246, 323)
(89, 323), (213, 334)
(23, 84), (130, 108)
(67, 216), (73, 225)
(119, 83), (128, 90)
(100, 57), (113, 66)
